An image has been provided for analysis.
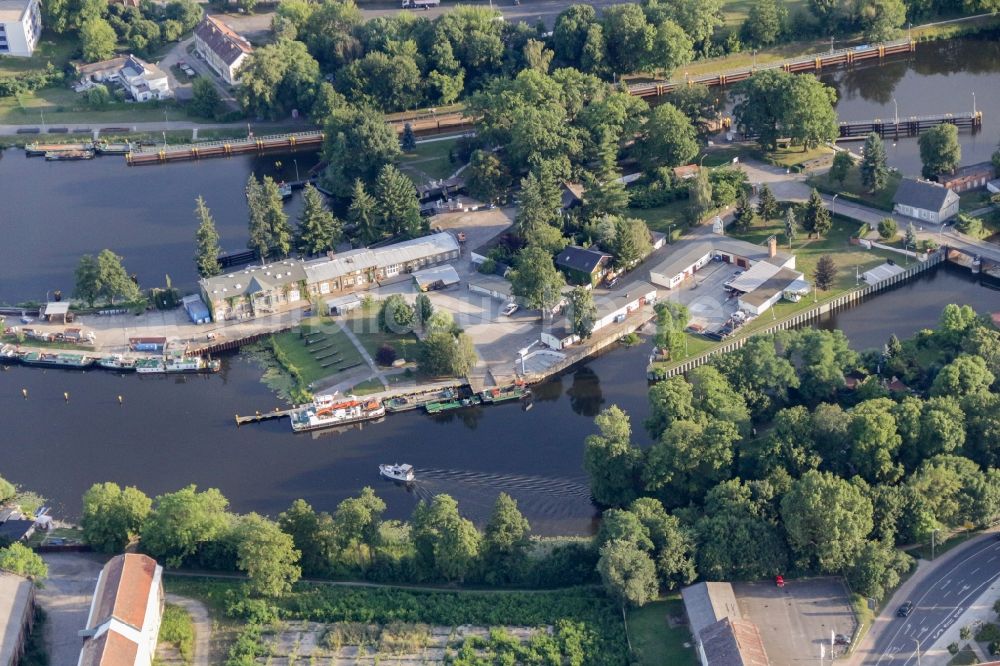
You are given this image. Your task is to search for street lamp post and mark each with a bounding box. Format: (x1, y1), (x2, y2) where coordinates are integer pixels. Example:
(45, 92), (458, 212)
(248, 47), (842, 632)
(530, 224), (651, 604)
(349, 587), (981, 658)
(667, 223), (674, 245)
(972, 91), (977, 116)
(931, 529), (942, 560)
(831, 193), (839, 219)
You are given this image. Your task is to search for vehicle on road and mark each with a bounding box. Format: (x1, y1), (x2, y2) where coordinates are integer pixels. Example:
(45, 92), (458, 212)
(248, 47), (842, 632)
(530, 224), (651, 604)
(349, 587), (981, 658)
(897, 601), (914, 617)
(775, 575), (785, 587)
(401, 0), (439, 8)
(502, 303), (518, 316)
(834, 634), (850, 646)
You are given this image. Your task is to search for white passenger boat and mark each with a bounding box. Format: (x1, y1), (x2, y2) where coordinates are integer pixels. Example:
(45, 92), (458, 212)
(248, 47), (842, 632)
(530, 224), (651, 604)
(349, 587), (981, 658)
(379, 463), (415, 482)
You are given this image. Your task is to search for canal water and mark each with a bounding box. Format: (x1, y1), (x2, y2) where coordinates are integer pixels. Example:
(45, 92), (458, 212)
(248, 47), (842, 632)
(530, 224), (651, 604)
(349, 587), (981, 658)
(0, 35), (999, 533)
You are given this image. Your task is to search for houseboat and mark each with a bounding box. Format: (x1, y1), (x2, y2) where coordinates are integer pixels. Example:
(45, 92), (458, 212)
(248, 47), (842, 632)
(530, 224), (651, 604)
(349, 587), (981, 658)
(134, 355), (221, 374)
(45, 149), (96, 161)
(385, 388), (456, 412)
(25, 142), (94, 156)
(480, 384), (530, 404)
(95, 142), (134, 155)
(98, 355), (137, 371)
(18, 351), (94, 369)
(424, 395), (481, 414)
(289, 394), (386, 433)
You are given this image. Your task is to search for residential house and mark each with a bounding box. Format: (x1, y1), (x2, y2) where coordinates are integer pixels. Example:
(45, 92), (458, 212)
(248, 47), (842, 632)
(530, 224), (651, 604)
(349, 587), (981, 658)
(936, 162), (995, 193)
(555, 246), (612, 286)
(194, 16), (252, 85)
(0, 0), (41, 57)
(118, 55), (171, 101)
(672, 164), (701, 181)
(559, 181), (586, 212)
(682, 582), (770, 666)
(78, 554), (164, 666)
(892, 178), (960, 224)
(0, 572), (35, 666)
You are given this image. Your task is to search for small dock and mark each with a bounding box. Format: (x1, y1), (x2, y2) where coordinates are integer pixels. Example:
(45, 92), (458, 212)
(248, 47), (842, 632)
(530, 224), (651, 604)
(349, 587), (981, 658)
(837, 111), (983, 139)
(235, 406), (297, 426)
(126, 131), (326, 166)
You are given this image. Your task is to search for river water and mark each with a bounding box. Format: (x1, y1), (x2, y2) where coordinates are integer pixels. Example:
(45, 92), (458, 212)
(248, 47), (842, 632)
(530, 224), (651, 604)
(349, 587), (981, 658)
(1, 37), (999, 533)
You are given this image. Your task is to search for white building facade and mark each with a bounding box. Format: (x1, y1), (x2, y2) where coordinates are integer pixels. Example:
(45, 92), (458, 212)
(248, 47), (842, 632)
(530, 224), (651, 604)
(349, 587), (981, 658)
(194, 16), (252, 85)
(0, 0), (41, 57)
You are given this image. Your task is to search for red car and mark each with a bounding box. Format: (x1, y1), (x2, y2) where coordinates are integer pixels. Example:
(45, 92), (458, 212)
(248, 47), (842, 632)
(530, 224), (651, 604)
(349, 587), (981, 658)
(776, 575), (785, 587)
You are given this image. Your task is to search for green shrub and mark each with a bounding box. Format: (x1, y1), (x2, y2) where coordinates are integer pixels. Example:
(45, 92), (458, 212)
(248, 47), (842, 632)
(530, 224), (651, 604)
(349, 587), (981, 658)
(478, 258), (497, 274)
(159, 605), (195, 664)
(976, 623), (1000, 643)
(949, 641), (960, 654)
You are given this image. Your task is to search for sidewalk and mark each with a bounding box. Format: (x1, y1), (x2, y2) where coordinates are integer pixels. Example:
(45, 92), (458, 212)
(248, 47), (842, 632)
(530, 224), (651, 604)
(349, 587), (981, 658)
(923, 574), (1000, 664)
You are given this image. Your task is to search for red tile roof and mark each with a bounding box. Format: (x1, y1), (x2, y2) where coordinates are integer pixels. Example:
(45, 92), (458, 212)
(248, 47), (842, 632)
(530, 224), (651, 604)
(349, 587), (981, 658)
(89, 554), (157, 632)
(78, 629), (140, 666)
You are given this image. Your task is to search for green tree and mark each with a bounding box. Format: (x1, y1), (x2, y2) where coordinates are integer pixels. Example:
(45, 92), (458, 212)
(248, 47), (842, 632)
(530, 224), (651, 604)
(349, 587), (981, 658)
(401, 123), (416, 152)
(687, 168), (714, 222)
(741, 0), (786, 46)
(904, 221), (917, 247)
(74, 254), (102, 307)
(784, 207), (797, 246)
(859, 0), (906, 42)
(278, 499), (335, 578)
(553, 4), (597, 68)
(81, 482), (152, 553)
(648, 20), (694, 76)
(378, 294), (415, 334)
(237, 38), (320, 120)
(261, 176), (293, 258)
(140, 485), (231, 567)
(514, 167), (563, 242)
(637, 103), (699, 171)
(295, 184), (340, 256)
(81, 18), (118, 62)
(510, 246), (566, 312)
(850, 398), (904, 483)
(481, 493), (531, 585)
(585, 406), (642, 507)
(348, 179), (379, 245)
(860, 133), (889, 192)
(643, 417), (740, 504)
(611, 217), (652, 269)
(235, 513), (301, 597)
(878, 217), (898, 240)
(465, 150), (511, 204)
(374, 164), (422, 238)
(246, 175), (270, 260)
(756, 184), (780, 221)
(0, 477), (14, 503)
(567, 286), (597, 339)
(931, 355), (995, 397)
(0, 543), (47, 580)
(95, 249), (141, 304)
(322, 107), (401, 197)
(847, 540), (911, 601)
(713, 335), (799, 420)
(801, 189), (831, 238)
(415, 293), (434, 331)
(418, 331), (477, 377)
(629, 498), (697, 589)
(813, 254), (837, 290)
(189, 78), (221, 119)
(411, 494), (481, 582)
(653, 302), (690, 361)
(733, 71), (838, 151)
(600, 4), (655, 74)
(830, 150), (853, 186)
(597, 539), (658, 609)
(194, 196), (222, 278)
(646, 376), (696, 438)
(781, 470), (874, 572)
(331, 487), (386, 568)
(919, 123), (962, 180)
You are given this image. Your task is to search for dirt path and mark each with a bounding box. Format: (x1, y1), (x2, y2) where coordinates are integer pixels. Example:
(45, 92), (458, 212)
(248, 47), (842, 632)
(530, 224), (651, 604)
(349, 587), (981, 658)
(165, 594), (211, 666)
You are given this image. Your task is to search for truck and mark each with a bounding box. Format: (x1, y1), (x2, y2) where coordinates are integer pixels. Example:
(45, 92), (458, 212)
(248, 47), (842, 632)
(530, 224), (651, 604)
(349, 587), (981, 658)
(401, 0), (439, 8)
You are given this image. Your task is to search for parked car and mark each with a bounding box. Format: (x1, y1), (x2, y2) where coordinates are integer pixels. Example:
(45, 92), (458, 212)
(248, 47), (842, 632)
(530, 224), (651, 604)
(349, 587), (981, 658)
(502, 303), (519, 316)
(897, 601), (914, 617)
(834, 634), (851, 646)
(775, 575), (785, 588)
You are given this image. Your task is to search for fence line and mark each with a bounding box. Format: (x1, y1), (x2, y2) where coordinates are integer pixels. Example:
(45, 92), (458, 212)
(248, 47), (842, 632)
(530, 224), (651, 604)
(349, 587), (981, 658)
(653, 250), (946, 379)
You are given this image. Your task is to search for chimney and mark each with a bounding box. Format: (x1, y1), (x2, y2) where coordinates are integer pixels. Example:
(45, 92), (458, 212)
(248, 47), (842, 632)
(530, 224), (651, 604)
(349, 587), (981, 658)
(768, 236), (777, 258)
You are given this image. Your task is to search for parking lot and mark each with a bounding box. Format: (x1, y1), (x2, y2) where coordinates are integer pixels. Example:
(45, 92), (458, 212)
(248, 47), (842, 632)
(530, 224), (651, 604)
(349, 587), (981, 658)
(734, 578), (857, 665)
(670, 260), (743, 336)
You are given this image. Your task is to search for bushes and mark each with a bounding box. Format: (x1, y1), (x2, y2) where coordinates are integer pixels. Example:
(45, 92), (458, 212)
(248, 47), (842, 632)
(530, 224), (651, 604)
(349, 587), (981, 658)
(976, 623), (1000, 643)
(0, 68), (65, 98)
(225, 623), (270, 666)
(159, 605), (195, 664)
(375, 344), (397, 366)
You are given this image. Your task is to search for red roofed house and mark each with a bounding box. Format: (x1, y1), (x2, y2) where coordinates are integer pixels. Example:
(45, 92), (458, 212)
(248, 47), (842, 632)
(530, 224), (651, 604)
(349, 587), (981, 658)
(194, 15), (252, 85)
(77, 554), (164, 666)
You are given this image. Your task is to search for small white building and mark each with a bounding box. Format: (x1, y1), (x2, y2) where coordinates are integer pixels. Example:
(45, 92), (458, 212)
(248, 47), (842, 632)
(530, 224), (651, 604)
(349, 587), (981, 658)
(892, 178), (960, 224)
(118, 55), (171, 101)
(0, 0), (41, 57)
(650, 237), (793, 290)
(194, 15), (252, 85)
(78, 554), (164, 666)
(541, 281), (657, 350)
(735, 266), (810, 316)
(862, 262), (906, 285)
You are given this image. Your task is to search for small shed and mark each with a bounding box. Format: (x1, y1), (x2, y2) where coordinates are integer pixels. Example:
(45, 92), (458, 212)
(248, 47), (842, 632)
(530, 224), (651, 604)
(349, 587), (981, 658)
(42, 302), (70, 323)
(412, 264), (461, 292)
(182, 294), (211, 325)
(325, 294), (362, 316)
(862, 262), (906, 285)
(129, 337), (167, 352)
(469, 275), (514, 303)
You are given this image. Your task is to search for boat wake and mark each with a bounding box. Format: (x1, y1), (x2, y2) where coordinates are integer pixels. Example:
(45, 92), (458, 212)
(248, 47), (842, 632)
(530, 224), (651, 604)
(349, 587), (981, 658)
(414, 469), (592, 500)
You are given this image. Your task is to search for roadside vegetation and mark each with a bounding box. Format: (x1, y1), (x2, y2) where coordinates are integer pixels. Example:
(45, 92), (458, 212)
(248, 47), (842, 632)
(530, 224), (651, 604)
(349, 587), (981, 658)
(158, 604), (196, 665)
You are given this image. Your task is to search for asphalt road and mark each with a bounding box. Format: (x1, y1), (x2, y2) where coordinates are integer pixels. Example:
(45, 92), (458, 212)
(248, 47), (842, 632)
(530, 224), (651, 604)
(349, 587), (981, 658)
(867, 536), (1000, 666)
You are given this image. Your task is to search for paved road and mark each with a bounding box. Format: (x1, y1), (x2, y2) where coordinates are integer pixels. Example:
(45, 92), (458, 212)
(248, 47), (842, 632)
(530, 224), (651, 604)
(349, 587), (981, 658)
(863, 535), (1000, 666)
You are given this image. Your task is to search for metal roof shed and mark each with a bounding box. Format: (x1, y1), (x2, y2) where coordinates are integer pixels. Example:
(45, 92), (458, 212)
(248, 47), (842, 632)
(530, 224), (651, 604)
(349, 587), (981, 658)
(43, 302), (70, 323)
(862, 262), (906, 284)
(413, 264), (461, 292)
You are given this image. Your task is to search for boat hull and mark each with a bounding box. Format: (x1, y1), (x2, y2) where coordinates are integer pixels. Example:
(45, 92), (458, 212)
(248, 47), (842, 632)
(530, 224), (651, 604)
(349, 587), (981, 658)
(291, 408), (386, 432)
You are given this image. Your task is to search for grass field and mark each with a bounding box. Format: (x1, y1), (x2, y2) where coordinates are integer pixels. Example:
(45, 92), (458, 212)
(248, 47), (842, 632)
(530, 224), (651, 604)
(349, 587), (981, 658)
(809, 167), (902, 212)
(344, 312), (422, 364)
(399, 136), (462, 183)
(629, 200), (693, 238)
(0, 87), (185, 125)
(271, 318), (366, 386)
(629, 598), (698, 666)
(0, 32), (77, 75)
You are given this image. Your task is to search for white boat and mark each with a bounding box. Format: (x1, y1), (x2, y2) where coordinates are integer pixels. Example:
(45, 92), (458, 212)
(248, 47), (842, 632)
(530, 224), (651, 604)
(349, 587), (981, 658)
(135, 355), (221, 374)
(379, 463), (415, 482)
(278, 182), (292, 199)
(289, 394), (386, 433)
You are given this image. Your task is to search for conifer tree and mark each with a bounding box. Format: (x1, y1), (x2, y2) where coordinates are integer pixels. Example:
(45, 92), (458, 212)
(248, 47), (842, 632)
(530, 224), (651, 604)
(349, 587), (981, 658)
(295, 184), (341, 256)
(349, 179), (379, 245)
(194, 196), (222, 278)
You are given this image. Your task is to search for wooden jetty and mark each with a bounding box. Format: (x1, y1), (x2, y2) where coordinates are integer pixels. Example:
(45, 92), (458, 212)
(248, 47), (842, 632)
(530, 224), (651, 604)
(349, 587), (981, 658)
(837, 111), (983, 139)
(126, 131), (326, 166)
(235, 407), (296, 426)
(627, 38), (916, 98)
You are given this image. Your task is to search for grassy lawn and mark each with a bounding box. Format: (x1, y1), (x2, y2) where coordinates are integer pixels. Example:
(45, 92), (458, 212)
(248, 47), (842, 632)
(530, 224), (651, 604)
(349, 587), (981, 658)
(765, 144), (835, 170)
(350, 378), (385, 395)
(628, 597), (698, 666)
(959, 190), (994, 212)
(271, 318), (366, 386)
(0, 32), (77, 74)
(344, 313), (421, 364)
(399, 136), (461, 183)
(0, 87), (185, 125)
(809, 167), (902, 212)
(629, 200), (692, 239)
